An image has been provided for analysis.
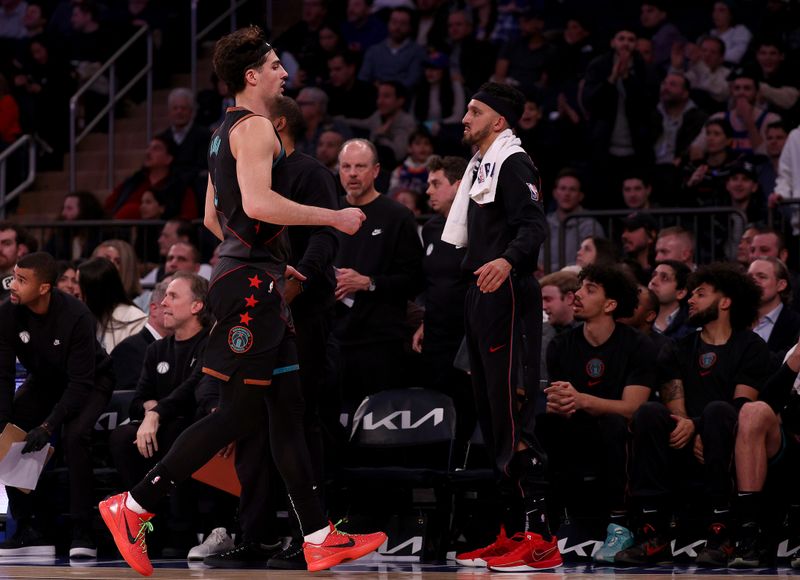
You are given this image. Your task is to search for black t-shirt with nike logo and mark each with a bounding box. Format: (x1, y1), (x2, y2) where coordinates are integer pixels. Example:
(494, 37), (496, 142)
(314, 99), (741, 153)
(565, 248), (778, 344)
(546, 323), (657, 400)
(658, 329), (769, 418)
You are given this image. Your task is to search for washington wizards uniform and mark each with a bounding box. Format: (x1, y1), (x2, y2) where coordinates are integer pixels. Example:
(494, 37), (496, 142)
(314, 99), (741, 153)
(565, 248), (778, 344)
(203, 107), (297, 386)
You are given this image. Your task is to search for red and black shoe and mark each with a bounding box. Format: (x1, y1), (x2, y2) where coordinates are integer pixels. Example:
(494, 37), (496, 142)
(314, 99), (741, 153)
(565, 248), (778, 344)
(614, 523), (672, 566)
(98, 492), (155, 576)
(303, 522), (387, 572)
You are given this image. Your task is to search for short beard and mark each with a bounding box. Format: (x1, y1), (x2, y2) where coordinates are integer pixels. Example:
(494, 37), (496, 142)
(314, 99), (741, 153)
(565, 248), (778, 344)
(688, 300), (720, 327)
(462, 124), (491, 147)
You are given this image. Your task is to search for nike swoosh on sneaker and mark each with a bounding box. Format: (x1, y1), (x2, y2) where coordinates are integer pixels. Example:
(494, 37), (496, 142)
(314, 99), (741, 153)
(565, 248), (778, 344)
(532, 546), (557, 560)
(124, 517), (138, 545)
(327, 538), (356, 548)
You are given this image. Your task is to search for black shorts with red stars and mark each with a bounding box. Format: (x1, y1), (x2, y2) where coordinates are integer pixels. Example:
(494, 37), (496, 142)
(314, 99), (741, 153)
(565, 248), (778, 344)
(202, 257), (298, 385)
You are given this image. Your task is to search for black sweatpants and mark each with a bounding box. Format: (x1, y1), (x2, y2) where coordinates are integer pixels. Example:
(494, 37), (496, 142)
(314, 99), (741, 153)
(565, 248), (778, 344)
(535, 411), (629, 511)
(131, 336), (329, 536)
(6, 381), (110, 525)
(630, 400), (737, 505)
(464, 274), (542, 475)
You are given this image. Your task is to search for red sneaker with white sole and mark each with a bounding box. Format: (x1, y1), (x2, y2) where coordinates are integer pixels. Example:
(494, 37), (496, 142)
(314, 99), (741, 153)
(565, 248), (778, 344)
(455, 526), (526, 567)
(98, 492), (155, 577)
(486, 531), (562, 571)
(303, 522), (387, 572)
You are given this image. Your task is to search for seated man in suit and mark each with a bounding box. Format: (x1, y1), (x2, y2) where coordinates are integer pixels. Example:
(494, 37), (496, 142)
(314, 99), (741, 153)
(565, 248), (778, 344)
(748, 257), (800, 360)
(111, 280), (171, 390)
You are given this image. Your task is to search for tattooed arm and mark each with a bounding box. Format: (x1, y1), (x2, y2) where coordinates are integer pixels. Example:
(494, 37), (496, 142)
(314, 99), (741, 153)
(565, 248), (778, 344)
(661, 378), (695, 449)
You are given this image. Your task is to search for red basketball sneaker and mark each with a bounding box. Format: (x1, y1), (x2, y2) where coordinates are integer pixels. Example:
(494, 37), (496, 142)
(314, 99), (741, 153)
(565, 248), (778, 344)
(303, 522), (387, 572)
(98, 493), (155, 577)
(455, 526), (525, 567)
(486, 531), (562, 571)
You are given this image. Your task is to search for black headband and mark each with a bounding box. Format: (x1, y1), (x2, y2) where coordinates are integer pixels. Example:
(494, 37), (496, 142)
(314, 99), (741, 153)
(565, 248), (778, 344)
(245, 42), (274, 70)
(472, 90), (521, 128)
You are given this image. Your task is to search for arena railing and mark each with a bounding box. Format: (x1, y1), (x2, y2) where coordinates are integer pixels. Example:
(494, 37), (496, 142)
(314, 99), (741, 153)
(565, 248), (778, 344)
(190, 0), (252, 97)
(69, 25), (154, 192)
(551, 207), (748, 273)
(0, 135), (36, 219)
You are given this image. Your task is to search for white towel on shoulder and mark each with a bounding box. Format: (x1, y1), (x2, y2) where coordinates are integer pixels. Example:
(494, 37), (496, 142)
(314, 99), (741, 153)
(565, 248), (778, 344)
(441, 129), (527, 247)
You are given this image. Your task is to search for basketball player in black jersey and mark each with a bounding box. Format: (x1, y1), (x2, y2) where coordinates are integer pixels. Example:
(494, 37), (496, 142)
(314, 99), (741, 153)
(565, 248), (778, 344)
(98, 26), (386, 576)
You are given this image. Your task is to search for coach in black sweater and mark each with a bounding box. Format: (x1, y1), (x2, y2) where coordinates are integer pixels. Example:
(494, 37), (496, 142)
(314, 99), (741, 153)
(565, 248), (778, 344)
(0, 252), (115, 558)
(332, 138), (423, 402)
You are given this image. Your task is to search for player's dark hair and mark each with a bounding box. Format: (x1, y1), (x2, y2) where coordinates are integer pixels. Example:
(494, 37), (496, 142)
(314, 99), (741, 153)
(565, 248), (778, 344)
(688, 262), (761, 330)
(270, 96), (306, 143)
(213, 26), (273, 94)
(17, 252), (57, 287)
(579, 263), (639, 319)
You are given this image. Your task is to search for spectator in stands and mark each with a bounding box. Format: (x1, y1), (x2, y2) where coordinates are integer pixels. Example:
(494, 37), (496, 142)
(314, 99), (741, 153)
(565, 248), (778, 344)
(68, 0), (115, 123)
(515, 92), (562, 189)
(111, 278), (170, 390)
(136, 189), (167, 260)
(331, 138), (423, 401)
(275, 0), (329, 84)
(652, 72), (708, 169)
(618, 284), (665, 350)
(140, 218), (195, 286)
(0, 221), (30, 300)
(671, 36), (730, 111)
(136, 239), (207, 311)
(324, 51), (377, 119)
(342, 81), (416, 168)
(315, 128), (344, 174)
(157, 88), (212, 189)
(0, 252), (115, 559)
(358, 7), (426, 88)
(547, 15), (595, 91)
(104, 135), (197, 220)
(752, 38), (798, 118)
(576, 235), (617, 269)
(582, 27), (654, 202)
(546, 169), (605, 271)
(468, 0), (498, 44)
(622, 173), (654, 210)
(735, 223), (760, 268)
(618, 263), (767, 566)
(414, 0), (448, 48)
(307, 23), (344, 86)
(0, 0), (26, 39)
(196, 72), (233, 130)
(542, 264), (655, 564)
(754, 121), (788, 203)
(444, 7), (496, 93)
(648, 259), (692, 339)
(655, 226), (696, 269)
(411, 51), (465, 141)
(691, 69), (781, 157)
(540, 270), (580, 333)
(295, 87), (351, 157)
(55, 260), (80, 298)
(92, 239), (143, 301)
(684, 118), (741, 207)
(707, 0), (752, 64)
(748, 256), (800, 358)
(20, 2), (45, 39)
(493, 9), (555, 94)
(389, 128), (433, 196)
(0, 73), (21, 147)
(411, 155), (471, 437)
(78, 257), (147, 353)
(640, 1), (684, 68)
(620, 211), (658, 274)
(13, 36), (76, 167)
(341, 0), (387, 55)
(770, 126), (800, 234)
(44, 190), (105, 260)
(726, 161), (767, 232)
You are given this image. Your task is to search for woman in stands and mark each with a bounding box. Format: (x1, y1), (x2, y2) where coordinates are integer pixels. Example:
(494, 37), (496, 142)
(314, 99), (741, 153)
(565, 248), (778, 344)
(78, 257), (147, 353)
(683, 118), (743, 207)
(44, 190), (106, 260)
(576, 235), (618, 269)
(92, 239), (143, 301)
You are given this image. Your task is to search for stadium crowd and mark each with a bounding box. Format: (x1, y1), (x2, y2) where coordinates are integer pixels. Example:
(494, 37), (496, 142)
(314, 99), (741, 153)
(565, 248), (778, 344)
(2, 0), (800, 572)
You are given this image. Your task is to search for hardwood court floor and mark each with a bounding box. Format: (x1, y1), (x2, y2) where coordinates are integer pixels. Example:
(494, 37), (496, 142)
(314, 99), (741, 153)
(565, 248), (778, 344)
(0, 560), (799, 579)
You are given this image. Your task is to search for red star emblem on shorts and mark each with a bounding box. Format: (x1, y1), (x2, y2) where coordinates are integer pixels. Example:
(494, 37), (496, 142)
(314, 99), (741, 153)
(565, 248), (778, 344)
(239, 312), (253, 326)
(248, 275), (262, 289)
(244, 294), (259, 308)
